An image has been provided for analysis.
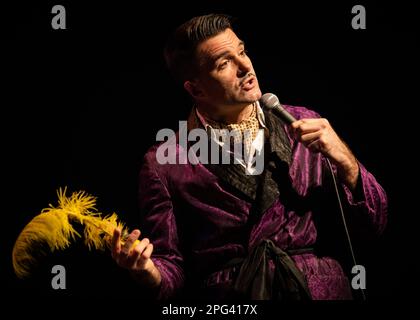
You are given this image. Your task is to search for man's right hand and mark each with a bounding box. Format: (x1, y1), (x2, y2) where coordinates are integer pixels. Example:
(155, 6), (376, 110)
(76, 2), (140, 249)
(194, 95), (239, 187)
(111, 228), (162, 288)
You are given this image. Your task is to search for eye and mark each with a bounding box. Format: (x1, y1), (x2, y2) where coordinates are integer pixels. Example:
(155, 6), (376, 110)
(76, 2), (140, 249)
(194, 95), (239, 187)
(239, 49), (248, 56)
(218, 59), (230, 69)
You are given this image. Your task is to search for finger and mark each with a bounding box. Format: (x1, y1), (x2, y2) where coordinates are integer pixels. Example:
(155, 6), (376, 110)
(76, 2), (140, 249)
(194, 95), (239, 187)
(307, 139), (322, 153)
(121, 229), (141, 254)
(291, 119), (304, 130)
(127, 238), (150, 266)
(135, 243), (154, 270)
(125, 245), (142, 268)
(135, 238), (150, 257)
(295, 118), (329, 125)
(141, 243), (154, 260)
(111, 228), (121, 259)
(300, 131), (321, 144)
(295, 123), (323, 136)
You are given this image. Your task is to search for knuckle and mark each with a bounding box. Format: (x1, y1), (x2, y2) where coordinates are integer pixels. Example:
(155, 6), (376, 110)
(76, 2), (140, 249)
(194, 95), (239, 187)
(112, 248), (120, 258)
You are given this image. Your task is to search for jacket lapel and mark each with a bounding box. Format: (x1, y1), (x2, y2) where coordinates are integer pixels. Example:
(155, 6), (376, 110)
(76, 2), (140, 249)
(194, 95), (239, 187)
(186, 107), (292, 210)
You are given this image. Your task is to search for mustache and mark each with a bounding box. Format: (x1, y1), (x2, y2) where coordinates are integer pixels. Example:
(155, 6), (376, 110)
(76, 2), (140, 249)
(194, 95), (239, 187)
(239, 72), (256, 86)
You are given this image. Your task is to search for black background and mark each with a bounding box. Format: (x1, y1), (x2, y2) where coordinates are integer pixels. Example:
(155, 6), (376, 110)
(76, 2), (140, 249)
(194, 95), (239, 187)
(3, 0), (419, 306)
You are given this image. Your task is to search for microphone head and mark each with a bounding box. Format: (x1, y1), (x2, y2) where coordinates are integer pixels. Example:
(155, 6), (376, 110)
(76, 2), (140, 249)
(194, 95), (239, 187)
(260, 93), (281, 110)
(260, 92), (296, 124)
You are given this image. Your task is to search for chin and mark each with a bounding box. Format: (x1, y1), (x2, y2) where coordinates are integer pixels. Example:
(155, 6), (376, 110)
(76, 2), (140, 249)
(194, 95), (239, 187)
(245, 89), (262, 102)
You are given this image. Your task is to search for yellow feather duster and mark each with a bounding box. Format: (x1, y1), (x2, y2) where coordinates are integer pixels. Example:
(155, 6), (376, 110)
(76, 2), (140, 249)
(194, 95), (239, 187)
(12, 187), (136, 279)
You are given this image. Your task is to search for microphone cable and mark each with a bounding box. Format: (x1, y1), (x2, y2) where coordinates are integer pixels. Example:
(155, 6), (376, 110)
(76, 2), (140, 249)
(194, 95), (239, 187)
(325, 157), (366, 301)
(261, 93), (366, 300)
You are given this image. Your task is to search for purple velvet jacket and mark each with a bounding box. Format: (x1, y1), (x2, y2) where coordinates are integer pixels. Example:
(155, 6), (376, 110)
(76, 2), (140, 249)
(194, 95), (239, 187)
(138, 105), (387, 300)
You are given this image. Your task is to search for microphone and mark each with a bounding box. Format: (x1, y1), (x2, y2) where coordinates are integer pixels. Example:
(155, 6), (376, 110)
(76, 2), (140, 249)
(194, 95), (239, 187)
(260, 95), (364, 301)
(260, 93), (296, 124)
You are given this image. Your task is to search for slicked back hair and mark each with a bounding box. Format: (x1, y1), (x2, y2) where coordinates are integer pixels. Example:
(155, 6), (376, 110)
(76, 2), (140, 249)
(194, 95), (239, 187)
(164, 14), (234, 84)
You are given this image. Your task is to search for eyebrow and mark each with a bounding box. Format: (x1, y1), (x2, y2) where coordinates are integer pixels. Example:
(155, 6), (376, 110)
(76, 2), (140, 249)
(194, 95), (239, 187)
(211, 41), (245, 63)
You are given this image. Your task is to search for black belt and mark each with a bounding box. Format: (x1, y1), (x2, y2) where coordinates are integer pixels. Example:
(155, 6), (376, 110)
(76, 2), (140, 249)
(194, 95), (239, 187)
(205, 240), (313, 300)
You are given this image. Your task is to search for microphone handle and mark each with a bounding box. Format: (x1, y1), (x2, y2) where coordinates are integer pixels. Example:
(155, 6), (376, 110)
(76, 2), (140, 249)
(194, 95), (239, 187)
(273, 104), (297, 124)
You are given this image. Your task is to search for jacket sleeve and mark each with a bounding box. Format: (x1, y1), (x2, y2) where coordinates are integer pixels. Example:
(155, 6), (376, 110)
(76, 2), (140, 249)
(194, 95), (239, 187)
(138, 148), (184, 300)
(339, 160), (388, 235)
(286, 105), (388, 236)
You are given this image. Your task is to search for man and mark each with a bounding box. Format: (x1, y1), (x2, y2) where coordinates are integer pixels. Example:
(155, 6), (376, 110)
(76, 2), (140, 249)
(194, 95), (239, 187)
(111, 14), (387, 300)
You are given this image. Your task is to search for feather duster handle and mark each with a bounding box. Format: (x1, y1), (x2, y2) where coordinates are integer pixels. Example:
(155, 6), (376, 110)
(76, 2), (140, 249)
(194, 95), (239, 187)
(12, 188), (138, 279)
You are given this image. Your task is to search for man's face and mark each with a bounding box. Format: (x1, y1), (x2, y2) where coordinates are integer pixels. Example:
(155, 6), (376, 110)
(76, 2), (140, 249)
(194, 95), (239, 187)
(190, 28), (262, 109)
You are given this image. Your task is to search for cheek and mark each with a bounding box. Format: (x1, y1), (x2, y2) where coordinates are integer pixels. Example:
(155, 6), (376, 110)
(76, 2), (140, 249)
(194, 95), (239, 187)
(204, 70), (240, 96)
(208, 75), (234, 92)
(219, 74), (239, 90)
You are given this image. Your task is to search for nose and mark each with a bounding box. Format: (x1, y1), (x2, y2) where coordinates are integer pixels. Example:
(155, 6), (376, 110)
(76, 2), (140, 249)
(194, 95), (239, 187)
(236, 56), (252, 78)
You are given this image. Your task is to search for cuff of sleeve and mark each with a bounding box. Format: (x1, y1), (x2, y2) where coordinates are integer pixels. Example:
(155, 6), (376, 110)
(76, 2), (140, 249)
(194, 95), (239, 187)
(341, 162), (366, 205)
(152, 257), (182, 300)
(151, 258), (172, 300)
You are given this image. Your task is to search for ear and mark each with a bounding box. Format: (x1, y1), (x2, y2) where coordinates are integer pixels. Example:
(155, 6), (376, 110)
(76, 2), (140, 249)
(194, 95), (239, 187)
(184, 80), (205, 99)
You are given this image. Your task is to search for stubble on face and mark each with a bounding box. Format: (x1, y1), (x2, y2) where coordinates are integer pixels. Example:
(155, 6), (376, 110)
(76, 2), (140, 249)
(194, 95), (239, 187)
(195, 29), (262, 108)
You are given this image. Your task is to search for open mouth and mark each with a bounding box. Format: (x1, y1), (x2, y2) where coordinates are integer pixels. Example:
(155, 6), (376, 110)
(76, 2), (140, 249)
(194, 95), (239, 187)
(241, 76), (256, 91)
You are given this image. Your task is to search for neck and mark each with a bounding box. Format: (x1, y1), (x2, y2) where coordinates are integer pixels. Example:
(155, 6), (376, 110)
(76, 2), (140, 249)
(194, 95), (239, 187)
(196, 103), (254, 124)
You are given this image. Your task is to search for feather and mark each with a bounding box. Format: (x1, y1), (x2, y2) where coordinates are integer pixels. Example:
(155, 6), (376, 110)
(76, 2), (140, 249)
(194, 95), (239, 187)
(12, 187), (134, 279)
